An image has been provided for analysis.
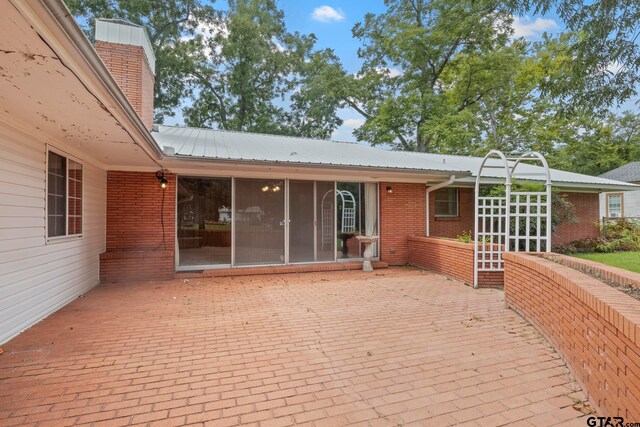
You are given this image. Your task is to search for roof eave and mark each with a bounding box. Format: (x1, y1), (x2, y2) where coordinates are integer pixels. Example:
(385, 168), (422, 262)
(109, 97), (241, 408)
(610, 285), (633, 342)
(454, 176), (639, 191)
(161, 154), (472, 178)
(11, 0), (164, 162)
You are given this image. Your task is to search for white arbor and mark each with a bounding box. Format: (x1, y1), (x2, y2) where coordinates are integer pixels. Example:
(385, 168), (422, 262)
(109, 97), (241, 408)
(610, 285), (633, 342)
(473, 151), (552, 288)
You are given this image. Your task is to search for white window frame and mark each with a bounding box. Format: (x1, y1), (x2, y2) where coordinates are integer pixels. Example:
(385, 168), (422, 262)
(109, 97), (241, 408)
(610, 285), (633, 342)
(434, 187), (459, 217)
(45, 146), (84, 243)
(606, 193), (623, 218)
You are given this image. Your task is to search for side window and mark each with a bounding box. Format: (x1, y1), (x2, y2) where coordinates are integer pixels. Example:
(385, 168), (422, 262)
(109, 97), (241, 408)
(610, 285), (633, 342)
(607, 194), (622, 218)
(47, 150), (83, 239)
(434, 188), (459, 217)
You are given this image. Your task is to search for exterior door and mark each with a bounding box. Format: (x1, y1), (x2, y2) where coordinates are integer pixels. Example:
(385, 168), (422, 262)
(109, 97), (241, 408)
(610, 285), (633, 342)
(234, 178), (285, 265)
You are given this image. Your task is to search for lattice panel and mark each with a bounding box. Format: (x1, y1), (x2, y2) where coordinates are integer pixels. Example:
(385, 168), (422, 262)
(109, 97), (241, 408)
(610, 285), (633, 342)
(476, 196), (507, 271)
(509, 192), (550, 252)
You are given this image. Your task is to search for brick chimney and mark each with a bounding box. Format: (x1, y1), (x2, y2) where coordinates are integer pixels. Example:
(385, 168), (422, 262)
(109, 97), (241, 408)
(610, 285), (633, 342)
(94, 19), (156, 130)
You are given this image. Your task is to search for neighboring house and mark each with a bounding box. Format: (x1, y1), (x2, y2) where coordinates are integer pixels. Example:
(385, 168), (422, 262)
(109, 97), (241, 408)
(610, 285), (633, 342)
(0, 0), (636, 344)
(599, 162), (640, 218)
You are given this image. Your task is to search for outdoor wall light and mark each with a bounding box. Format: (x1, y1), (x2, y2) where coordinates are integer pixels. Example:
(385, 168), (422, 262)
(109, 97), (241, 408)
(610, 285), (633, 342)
(156, 170), (168, 189)
(386, 186), (393, 194)
(261, 185), (270, 192)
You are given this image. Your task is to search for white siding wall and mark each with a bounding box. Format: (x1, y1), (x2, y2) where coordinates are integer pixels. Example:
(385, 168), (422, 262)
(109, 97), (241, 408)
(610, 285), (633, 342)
(600, 190), (640, 218)
(0, 125), (106, 344)
(623, 190), (640, 217)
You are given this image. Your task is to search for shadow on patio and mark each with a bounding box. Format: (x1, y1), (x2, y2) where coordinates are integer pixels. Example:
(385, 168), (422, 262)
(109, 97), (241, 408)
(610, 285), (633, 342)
(0, 267), (589, 426)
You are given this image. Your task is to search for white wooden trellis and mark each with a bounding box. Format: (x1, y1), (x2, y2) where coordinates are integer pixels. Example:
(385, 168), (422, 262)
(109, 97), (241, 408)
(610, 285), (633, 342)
(473, 151), (552, 288)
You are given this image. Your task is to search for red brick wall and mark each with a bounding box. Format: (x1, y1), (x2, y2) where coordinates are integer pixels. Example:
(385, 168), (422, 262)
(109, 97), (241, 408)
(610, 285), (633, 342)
(379, 182), (426, 265)
(429, 187), (475, 239)
(408, 236), (503, 288)
(504, 252), (640, 418)
(95, 41), (155, 130)
(553, 192), (600, 245)
(100, 171), (175, 282)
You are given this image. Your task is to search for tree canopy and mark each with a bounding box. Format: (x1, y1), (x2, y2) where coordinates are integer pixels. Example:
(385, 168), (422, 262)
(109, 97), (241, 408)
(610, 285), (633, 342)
(65, 0), (640, 175)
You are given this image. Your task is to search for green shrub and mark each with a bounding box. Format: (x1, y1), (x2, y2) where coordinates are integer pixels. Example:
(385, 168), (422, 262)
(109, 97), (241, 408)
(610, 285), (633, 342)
(560, 218), (640, 254)
(456, 231), (473, 243)
(553, 243), (577, 254)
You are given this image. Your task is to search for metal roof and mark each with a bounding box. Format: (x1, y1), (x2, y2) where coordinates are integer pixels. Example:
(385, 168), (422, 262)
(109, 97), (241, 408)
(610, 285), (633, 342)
(402, 152), (638, 190)
(599, 161), (640, 183)
(153, 125), (469, 174)
(153, 125), (638, 190)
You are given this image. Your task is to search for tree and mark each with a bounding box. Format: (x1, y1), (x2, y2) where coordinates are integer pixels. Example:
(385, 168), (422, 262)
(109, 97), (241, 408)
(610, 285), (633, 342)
(511, 0), (640, 113)
(182, 0), (343, 138)
(328, 0), (521, 152)
(65, 0), (217, 121)
(551, 112), (640, 176)
(448, 34), (582, 157)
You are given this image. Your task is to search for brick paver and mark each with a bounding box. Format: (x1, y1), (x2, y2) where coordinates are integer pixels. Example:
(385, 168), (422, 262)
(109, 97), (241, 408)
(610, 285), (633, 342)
(0, 267), (589, 426)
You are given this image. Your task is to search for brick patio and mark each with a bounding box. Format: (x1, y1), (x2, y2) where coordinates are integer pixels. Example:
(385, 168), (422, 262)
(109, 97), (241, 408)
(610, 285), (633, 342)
(0, 267), (589, 426)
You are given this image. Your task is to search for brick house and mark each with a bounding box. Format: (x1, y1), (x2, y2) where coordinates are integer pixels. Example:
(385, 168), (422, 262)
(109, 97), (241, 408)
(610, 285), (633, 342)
(0, 2), (636, 344)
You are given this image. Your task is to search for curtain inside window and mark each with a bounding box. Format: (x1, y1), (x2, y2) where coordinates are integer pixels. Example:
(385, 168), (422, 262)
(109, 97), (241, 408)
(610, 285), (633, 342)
(364, 182), (378, 256)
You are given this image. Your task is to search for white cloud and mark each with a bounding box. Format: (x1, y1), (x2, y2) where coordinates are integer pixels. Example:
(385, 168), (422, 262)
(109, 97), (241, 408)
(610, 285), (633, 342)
(311, 6), (345, 22)
(343, 118), (365, 128)
(606, 61), (623, 75)
(181, 19), (229, 57)
(512, 16), (559, 39)
(376, 67), (401, 78)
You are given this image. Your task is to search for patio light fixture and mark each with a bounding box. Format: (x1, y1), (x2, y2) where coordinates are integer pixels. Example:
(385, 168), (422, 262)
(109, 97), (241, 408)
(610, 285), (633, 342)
(386, 186), (393, 194)
(261, 184), (281, 192)
(156, 170), (168, 189)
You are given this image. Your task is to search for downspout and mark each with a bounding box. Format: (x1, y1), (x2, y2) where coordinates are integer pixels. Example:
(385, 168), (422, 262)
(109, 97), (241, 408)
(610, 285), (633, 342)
(425, 175), (456, 236)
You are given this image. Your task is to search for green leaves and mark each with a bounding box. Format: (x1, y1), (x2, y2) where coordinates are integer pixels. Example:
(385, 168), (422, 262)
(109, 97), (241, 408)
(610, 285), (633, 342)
(181, 0), (343, 138)
(66, 0), (217, 120)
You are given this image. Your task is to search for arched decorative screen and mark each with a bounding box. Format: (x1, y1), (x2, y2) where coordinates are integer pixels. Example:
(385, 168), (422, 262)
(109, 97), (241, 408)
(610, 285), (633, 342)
(473, 151), (552, 288)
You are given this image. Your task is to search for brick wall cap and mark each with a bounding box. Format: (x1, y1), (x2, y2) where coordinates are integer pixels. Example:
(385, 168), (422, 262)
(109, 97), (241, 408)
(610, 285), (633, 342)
(505, 252), (640, 344)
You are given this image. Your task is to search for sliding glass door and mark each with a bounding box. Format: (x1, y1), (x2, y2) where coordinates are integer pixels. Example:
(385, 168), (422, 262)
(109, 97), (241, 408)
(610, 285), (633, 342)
(289, 180), (335, 263)
(234, 179), (285, 265)
(176, 177), (377, 269)
(177, 177), (232, 267)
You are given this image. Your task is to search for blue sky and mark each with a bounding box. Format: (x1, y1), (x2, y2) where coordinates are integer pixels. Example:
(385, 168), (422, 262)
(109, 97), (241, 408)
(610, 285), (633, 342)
(165, 2), (636, 141)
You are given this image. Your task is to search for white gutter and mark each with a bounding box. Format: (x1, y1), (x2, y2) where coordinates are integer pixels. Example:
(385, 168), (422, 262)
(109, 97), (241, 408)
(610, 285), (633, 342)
(425, 175), (456, 236)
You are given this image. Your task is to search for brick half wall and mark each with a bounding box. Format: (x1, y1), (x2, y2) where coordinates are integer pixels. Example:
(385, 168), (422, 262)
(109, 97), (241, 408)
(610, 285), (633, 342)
(408, 236), (503, 288)
(100, 171), (176, 282)
(504, 252), (640, 418)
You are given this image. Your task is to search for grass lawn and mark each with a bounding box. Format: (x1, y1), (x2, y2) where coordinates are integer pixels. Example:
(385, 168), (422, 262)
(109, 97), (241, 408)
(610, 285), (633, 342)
(571, 252), (640, 273)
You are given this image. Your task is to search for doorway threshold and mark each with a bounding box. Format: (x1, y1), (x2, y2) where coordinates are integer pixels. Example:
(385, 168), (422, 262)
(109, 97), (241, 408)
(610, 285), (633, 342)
(175, 261), (389, 279)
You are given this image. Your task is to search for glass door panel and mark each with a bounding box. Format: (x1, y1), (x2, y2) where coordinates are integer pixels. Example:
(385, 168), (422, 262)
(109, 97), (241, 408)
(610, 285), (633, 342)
(234, 178), (285, 265)
(177, 177), (232, 267)
(335, 182), (378, 259)
(316, 181), (335, 261)
(289, 180), (315, 263)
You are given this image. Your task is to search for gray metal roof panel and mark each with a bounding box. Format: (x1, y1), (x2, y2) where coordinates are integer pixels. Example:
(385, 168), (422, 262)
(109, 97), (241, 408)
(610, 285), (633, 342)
(153, 125), (638, 189)
(153, 125), (469, 173)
